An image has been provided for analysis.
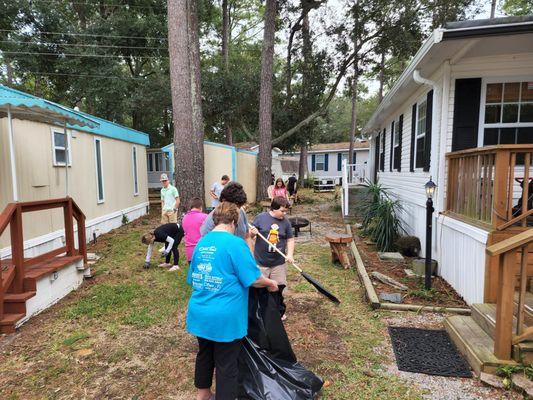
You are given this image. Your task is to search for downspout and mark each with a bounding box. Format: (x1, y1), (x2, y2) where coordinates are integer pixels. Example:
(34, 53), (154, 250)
(7, 105), (18, 201)
(412, 69), (441, 260)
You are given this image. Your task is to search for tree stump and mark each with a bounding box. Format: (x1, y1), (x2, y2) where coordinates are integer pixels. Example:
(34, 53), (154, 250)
(325, 233), (353, 269)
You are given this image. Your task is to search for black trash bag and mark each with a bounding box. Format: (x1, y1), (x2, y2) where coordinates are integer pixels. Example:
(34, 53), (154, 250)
(238, 288), (323, 399)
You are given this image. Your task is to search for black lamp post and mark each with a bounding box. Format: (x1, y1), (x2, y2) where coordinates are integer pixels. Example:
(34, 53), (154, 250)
(424, 177), (437, 290)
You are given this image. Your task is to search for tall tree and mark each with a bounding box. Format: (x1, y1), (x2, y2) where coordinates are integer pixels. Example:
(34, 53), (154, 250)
(168, 0), (204, 208)
(257, 0), (277, 200)
(222, 0), (233, 145)
(502, 0), (533, 15)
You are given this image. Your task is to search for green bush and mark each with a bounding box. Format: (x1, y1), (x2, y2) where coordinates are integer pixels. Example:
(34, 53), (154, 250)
(358, 179), (404, 252)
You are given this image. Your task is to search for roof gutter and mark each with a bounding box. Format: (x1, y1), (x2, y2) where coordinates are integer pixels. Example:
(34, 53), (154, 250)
(362, 30), (444, 137)
(442, 21), (533, 40)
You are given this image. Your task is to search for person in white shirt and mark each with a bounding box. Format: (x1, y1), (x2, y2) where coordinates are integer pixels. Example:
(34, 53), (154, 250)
(209, 175), (229, 208)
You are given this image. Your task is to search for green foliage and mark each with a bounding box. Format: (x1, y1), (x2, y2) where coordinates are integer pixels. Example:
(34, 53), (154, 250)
(358, 180), (403, 252)
(121, 214), (129, 225)
(502, 0), (533, 15)
(62, 332), (90, 346)
(408, 287), (438, 301)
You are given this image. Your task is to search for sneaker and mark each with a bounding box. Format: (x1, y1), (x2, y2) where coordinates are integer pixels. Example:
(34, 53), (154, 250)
(281, 314), (287, 321)
(168, 265), (180, 272)
(158, 262), (172, 268)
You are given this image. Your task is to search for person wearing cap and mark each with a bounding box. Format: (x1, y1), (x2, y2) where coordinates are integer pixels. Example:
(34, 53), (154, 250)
(160, 173), (180, 224)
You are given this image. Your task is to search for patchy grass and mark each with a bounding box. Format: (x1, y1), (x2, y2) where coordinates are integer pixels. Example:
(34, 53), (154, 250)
(0, 201), (422, 399)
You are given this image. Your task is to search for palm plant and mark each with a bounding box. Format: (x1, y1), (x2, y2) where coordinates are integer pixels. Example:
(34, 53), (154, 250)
(357, 179), (403, 252)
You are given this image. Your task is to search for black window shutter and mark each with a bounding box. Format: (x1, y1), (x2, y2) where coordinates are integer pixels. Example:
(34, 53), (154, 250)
(353, 151), (357, 164)
(452, 78), (482, 151)
(374, 134), (380, 181)
(324, 153), (329, 171)
(410, 104), (416, 172)
(311, 154), (316, 171)
(337, 153), (342, 171)
(389, 121), (394, 172)
(423, 90), (433, 172)
(380, 128), (386, 171)
(396, 114), (403, 171)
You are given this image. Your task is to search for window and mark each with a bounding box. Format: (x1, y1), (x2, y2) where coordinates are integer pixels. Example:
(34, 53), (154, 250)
(315, 154), (325, 171)
(393, 119), (401, 170)
(379, 129), (385, 171)
(132, 146), (139, 196)
(147, 153), (153, 172)
(94, 138), (105, 203)
(482, 81), (533, 146)
(155, 152), (161, 171)
(52, 129), (72, 166)
(415, 101), (427, 169)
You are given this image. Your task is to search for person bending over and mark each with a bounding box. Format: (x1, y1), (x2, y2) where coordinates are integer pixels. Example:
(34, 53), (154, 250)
(186, 202), (278, 400)
(142, 223), (184, 271)
(250, 196), (294, 320)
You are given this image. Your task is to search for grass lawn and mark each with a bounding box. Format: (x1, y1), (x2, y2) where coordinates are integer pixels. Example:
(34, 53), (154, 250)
(0, 190), (422, 399)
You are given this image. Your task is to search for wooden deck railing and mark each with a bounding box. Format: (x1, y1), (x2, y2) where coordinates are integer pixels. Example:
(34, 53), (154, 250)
(446, 145), (533, 230)
(487, 230), (533, 359)
(0, 197), (86, 321)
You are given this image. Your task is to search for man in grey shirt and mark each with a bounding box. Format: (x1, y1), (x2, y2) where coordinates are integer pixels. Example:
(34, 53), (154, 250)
(200, 182), (252, 249)
(209, 174), (229, 208)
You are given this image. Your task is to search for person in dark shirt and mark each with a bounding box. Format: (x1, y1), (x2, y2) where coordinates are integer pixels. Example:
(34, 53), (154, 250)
(142, 223), (184, 270)
(250, 196), (294, 319)
(287, 174), (298, 197)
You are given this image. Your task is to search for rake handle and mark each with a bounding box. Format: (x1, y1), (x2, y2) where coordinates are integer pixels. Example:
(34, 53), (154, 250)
(248, 223), (303, 273)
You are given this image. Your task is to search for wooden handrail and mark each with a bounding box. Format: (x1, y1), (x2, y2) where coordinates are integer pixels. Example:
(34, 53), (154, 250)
(491, 230), (533, 360)
(0, 203), (17, 236)
(446, 145), (533, 229)
(486, 230), (533, 256)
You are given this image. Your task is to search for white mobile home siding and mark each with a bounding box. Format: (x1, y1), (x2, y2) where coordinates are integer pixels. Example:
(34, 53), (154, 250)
(372, 50), (533, 304)
(308, 150), (369, 183)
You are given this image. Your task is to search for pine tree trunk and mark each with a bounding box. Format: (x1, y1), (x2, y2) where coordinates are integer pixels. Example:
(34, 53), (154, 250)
(348, 67), (358, 176)
(256, 0), (277, 201)
(298, 144), (308, 188)
(222, 0), (233, 145)
(168, 0), (204, 210)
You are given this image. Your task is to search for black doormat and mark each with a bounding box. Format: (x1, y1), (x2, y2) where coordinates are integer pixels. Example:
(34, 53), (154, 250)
(388, 327), (472, 378)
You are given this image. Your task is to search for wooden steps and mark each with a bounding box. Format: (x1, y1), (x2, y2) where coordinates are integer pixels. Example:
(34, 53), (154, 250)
(472, 303), (533, 363)
(1, 255), (83, 334)
(0, 313), (25, 334)
(444, 315), (518, 376)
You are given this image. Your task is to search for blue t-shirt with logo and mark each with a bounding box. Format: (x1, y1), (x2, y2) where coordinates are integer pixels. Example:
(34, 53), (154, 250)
(186, 230), (261, 342)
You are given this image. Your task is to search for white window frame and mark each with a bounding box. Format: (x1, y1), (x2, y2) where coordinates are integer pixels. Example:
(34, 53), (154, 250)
(51, 128), (72, 166)
(414, 98), (427, 170)
(315, 154), (325, 171)
(132, 145), (139, 196)
(94, 138), (105, 204)
(478, 76), (533, 147)
(393, 119), (401, 171)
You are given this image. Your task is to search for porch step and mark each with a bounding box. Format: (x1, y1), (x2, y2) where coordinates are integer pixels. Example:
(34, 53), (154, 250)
(0, 313), (25, 334)
(444, 315), (517, 376)
(23, 255), (83, 291)
(471, 303), (533, 363)
(3, 291), (36, 314)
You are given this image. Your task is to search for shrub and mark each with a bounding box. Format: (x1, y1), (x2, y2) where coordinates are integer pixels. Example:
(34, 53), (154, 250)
(358, 179), (403, 252)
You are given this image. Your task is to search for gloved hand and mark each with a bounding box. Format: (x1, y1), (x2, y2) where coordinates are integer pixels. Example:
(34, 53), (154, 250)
(161, 250), (169, 257)
(143, 261), (150, 269)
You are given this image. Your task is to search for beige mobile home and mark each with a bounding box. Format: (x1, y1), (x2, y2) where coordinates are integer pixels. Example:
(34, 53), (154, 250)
(0, 84), (149, 332)
(161, 141), (258, 204)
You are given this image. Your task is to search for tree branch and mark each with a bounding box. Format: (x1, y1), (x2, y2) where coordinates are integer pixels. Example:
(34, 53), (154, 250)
(272, 51), (356, 145)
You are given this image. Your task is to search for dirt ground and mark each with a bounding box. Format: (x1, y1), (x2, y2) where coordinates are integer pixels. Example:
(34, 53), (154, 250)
(0, 189), (520, 399)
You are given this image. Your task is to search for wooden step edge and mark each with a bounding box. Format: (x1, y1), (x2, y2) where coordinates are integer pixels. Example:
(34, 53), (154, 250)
(3, 291), (36, 302)
(0, 313), (25, 326)
(445, 316), (518, 376)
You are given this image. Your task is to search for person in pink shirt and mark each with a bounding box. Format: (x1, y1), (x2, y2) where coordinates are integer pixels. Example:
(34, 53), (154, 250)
(271, 177), (290, 202)
(182, 197), (208, 262)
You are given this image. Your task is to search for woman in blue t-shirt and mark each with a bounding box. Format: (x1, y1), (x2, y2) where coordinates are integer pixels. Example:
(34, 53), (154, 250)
(186, 202), (278, 400)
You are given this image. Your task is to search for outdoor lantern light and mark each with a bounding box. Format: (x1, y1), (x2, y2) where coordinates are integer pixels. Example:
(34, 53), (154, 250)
(424, 177), (436, 290)
(425, 177), (437, 199)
